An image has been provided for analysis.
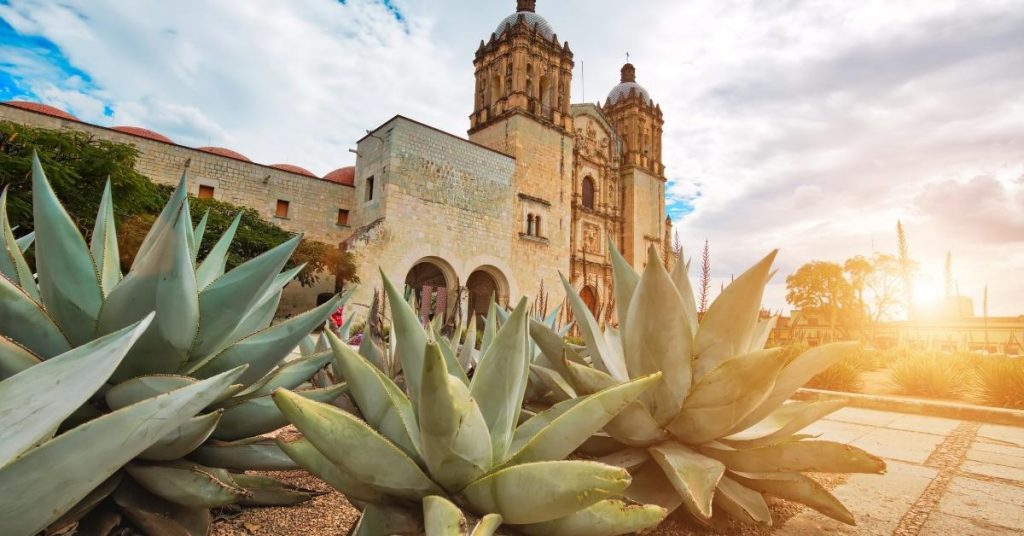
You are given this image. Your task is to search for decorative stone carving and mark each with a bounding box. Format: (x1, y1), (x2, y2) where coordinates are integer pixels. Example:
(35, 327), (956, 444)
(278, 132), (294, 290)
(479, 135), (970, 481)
(583, 222), (600, 254)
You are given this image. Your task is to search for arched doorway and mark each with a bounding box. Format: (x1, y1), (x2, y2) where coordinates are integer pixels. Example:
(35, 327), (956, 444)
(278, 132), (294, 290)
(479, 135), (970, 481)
(466, 266), (509, 322)
(580, 285), (598, 317)
(405, 259), (454, 323)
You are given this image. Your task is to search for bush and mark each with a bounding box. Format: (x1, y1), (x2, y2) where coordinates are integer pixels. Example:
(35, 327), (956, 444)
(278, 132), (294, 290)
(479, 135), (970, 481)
(890, 352), (970, 399)
(974, 357), (1024, 409)
(806, 360), (863, 392)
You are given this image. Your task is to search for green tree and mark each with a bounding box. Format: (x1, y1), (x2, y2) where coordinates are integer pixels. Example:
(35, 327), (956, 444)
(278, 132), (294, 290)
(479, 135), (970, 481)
(785, 261), (859, 341)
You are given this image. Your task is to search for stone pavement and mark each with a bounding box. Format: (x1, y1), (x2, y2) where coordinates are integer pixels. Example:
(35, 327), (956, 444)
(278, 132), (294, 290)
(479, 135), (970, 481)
(774, 407), (1024, 535)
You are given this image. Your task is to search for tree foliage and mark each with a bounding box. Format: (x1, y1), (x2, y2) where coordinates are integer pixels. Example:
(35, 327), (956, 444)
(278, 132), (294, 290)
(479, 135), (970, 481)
(0, 120), (347, 287)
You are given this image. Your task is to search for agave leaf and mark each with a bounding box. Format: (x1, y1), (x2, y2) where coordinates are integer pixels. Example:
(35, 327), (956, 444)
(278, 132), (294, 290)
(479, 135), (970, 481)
(608, 239), (639, 334)
(192, 234), (300, 357)
(693, 251), (777, 379)
(603, 399), (670, 447)
(714, 475), (772, 526)
(624, 246), (693, 424)
(564, 359), (618, 395)
(747, 315), (778, 353)
(112, 478), (211, 536)
(470, 514), (503, 536)
(358, 322), (387, 374)
(350, 503), (422, 536)
(276, 437), (388, 503)
(669, 248), (698, 337)
(461, 460), (630, 525)
(105, 375), (197, 410)
(432, 323), (470, 385)
(194, 212), (242, 289)
(480, 298), (498, 357)
(668, 349), (786, 444)
(600, 327), (630, 383)
(212, 383), (346, 441)
(0, 317), (151, 466)
(0, 366), (243, 536)
(138, 410), (222, 461)
(191, 294), (343, 387)
(274, 389), (442, 500)
(190, 437), (298, 471)
(529, 364), (578, 401)
(559, 273), (619, 378)
(722, 400), (846, 449)
(700, 440), (887, 474)
(458, 314), (478, 370)
(520, 499), (667, 536)
(126, 462), (249, 508)
(0, 273), (71, 358)
(222, 264), (306, 346)
(45, 474), (122, 535)
(470, 298), (530, 461)
(528, 319), (580, 378)
(424, 495), (468, 536)
(623, 461), (683, 513)
(192, 210), (209, 263)
(0, 187), (38, 299)
(733, 471), (854, 525)
(91, 179), (121, 295)
(134, 170), (187, 267)
(382, 270), (429, 404)
(237, 350), (333, 399)
(506, 373), (661, 465)
(30, 153), (103, 345)
(0, 335), (42, 379)
(419, 342), (492, 492)
(648, 442), (725, 522)
(99, 202), (199, 381)
(730, 342), (857, 433)
(231, 473), (323, 506)
(299, 334), (317, 357)
(595, 447), (651, 472)
(329, 330), (421, 460)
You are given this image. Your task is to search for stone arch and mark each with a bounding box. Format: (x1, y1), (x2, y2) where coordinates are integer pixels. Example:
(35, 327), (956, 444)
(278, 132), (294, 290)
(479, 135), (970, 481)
(466, 265), (510, 320)
(582, 176), (596, 209)
(405, 257), (458, 321)
(580, 285), (598, 317)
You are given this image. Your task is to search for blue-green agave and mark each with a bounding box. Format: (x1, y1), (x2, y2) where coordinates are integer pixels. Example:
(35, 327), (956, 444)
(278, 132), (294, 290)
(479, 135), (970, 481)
(272, 272), (669, 536)
(528, 243), (886, 527)
(0, 154), (349, 535)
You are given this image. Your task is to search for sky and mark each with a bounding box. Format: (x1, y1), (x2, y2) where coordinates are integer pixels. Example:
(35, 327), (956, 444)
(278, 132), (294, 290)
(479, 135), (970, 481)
(1, 0), (1022, 315)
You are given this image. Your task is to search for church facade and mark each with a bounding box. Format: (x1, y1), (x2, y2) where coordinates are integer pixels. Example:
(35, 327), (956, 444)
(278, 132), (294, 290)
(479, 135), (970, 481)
(0, 0), (669, 322)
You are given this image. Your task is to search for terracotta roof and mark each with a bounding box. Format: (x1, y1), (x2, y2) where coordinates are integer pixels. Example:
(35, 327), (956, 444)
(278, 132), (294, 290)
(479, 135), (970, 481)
(4, 100), (79, 121)
(112, 125), (174, 144)
(270, 163), (316, 177)
(323, 166), (356, 185)
(197, 146), (252, 162)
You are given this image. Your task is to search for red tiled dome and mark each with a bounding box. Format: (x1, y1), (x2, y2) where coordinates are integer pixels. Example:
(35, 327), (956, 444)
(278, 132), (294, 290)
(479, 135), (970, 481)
(323, 166), (356, 185)
(271, 164), (316, 178)
(112, 125), (174, 144)
(198, 146), (251, 162)
(4, 100), (79, 121)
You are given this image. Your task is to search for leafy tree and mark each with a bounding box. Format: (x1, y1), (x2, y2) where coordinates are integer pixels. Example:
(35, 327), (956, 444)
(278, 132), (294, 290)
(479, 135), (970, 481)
(861, 254), (903, 322)
(785, 261), (860, 341)
(0, 120), (346, 287)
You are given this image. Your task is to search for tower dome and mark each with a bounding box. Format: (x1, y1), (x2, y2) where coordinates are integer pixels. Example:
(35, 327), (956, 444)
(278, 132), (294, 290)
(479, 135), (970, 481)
(494, 0), (555, 40)
(606, 63), (653, 106)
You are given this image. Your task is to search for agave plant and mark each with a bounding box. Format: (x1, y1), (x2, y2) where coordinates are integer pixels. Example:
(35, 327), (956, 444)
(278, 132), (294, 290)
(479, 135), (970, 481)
(272, 272), (669, 535)
(0, 154), (348, 534)
(529, 243), (886, 527)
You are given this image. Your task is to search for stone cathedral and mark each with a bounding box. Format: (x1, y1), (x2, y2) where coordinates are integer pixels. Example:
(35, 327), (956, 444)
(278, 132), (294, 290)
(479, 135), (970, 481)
(0, 0), (669, 322)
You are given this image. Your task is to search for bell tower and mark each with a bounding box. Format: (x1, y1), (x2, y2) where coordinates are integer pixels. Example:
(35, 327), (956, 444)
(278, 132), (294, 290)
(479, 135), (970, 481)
(603, 63), (664, 177)
(469, 0), (574, 134)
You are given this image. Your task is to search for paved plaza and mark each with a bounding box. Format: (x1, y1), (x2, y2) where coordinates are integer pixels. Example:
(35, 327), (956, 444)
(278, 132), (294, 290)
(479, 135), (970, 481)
(775, 407), (1024, 535)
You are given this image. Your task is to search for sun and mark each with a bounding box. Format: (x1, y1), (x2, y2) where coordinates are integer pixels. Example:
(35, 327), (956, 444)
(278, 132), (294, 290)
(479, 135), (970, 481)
(912, 279), (943, 309)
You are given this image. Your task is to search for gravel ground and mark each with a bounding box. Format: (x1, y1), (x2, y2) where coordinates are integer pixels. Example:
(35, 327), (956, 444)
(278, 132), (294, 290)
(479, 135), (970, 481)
(211, 435), (848, 536)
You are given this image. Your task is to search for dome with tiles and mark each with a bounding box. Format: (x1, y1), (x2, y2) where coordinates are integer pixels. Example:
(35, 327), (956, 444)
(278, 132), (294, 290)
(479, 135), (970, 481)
(494, 1), (554, 40)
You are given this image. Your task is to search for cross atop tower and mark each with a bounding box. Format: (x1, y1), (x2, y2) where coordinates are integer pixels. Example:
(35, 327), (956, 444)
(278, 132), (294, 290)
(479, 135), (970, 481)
(517, 0), (536, 12)
(626, 52), (631, 63)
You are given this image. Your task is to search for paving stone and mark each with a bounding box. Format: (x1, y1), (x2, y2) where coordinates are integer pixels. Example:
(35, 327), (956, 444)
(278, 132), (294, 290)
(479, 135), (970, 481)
(968, 439), (1024, 466)
(801, 419), (875, 444)
(826, 407), (902, 428)
(885, 414), (961, 436)
(850, 427), (946, 464)
(977, 424), (1024, 447)
(936, 476), (1024, 530)
(960, 459), (1024, 484)
(919, 511), (1021, 535)
(774, 461), (936, 535)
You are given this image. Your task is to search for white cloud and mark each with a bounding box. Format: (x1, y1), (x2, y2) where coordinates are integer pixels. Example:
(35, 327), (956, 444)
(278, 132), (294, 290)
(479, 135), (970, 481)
(1, 0), (1022, 314)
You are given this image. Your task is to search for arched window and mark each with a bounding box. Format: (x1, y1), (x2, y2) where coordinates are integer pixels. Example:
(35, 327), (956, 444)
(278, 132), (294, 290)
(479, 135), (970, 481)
(491, 75), (502, 107)
(526, 64), (534, 97)
(539, 75), (551, 109)
(526, 214), (535, 236)
(534, 215), (542, 237)
(581, 176), (595, 209)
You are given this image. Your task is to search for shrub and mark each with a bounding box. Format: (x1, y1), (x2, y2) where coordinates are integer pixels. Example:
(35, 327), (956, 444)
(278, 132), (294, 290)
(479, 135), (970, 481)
(806, 360), (863, 392)
(974, 357), (1024, 409)
(889, 352), (970, 399)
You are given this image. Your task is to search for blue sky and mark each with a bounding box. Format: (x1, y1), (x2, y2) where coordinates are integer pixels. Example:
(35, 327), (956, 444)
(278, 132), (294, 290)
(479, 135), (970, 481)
(1, 0), (1022, 314)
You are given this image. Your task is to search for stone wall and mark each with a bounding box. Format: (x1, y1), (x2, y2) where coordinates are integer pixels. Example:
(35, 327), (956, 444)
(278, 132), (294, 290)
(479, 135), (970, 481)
(346, 116), (518, 318)
(0, 103), (354, 315)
